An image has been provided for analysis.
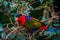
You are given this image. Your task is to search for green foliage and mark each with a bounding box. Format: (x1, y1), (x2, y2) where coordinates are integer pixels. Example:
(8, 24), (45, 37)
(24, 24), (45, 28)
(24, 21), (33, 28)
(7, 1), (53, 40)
(0, 0), (59, 40)
(0, 13), (10, 24)
(9, 34), (15, 38)
(1, 32), (6, 39)
(0, 0), (3, 2)
(0, 23), (4, 32)
(29, 10), (43, 19)
(56, 29), (60, 34)
(16, 33), (27, 40)
(39, 0), (44, 4)
(49, 0), (53, 3)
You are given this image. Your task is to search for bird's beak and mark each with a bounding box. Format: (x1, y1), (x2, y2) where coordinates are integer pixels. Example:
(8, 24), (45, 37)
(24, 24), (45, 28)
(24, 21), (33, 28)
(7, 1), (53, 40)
(16, 17), (19, 21)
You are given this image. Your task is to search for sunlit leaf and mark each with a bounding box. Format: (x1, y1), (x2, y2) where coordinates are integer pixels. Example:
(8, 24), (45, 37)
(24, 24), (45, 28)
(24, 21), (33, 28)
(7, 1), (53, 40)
(21, 1), (26, 6)
(15, 0), (19, 2)
(0, 23), (3, 27)
(0, 27), (4, 31)
(48, 32), (54, 38)
(1, 32), (6, 39)
(39, 0), (44, 4)
(3, 1), (8, 7)
(53, 24), (59, 26)
(0, 0), (3, 2)
(28, 5), (33, 9)
(0, 23), (4, 31)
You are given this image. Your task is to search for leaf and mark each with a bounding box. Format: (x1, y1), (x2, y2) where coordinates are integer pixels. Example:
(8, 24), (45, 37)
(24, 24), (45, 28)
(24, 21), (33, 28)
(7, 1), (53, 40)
(39, 0), (44, 4)
(0, 23), (4, 31)
(16, 33), (26, 40)
(0, 0), (2, 2)
(0, 27), (4, 31)
(15, 0), (19, 2)
(49, 0), (53, 3)
(28, 5), (33, 9)
(3, 1), (8, 7)
(21, 1), (26, 6)
(48, 32), (54, 38)
(53, 24), (59, 26)
(1, 32), (6, 39)
(9, 34), (15, 38)
(23, 10), (27, 15)
(0, 23), (3, 28)
(42, 16), (45, 20)
(56, 29), (60, 34)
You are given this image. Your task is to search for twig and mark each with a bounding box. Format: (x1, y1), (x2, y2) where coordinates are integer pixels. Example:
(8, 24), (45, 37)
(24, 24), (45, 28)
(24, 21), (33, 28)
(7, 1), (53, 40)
(41, 16), (60, 22)
(5, 27), (19, 40)
(46, 19), (53, 27)
(28, 33), (32, 40)
(6, 23), (12, 31)
(30, 1), (39, 5)
(45, 11), (60, 27)
(5, 26), (25, 40)
(56, 11), (60, 16)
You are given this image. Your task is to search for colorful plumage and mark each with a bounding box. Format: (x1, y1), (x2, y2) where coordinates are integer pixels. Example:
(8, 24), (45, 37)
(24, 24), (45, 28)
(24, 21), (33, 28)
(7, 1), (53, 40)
(25, 20), (42, 29)
(16, 14), (47, 33)
(38, 26), (48, 30)
(16, 14), (26, 26)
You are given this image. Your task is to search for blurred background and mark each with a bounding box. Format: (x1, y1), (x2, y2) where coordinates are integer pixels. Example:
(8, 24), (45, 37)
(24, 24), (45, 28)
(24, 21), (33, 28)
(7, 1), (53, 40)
(0, 0), (60, 40)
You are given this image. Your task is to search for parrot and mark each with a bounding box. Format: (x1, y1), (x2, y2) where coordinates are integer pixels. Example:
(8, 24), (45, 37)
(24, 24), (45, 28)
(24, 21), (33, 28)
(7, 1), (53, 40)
(16, 14), (48, 33)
